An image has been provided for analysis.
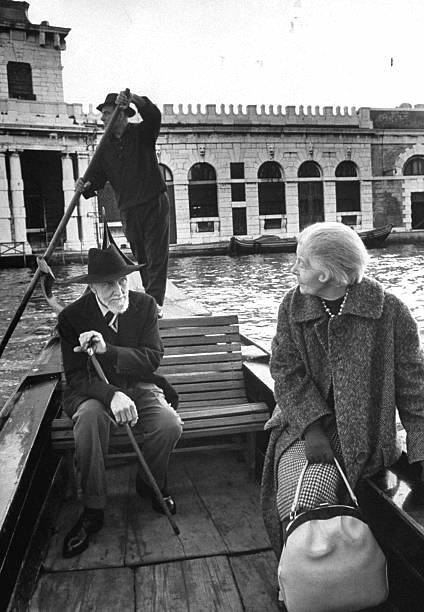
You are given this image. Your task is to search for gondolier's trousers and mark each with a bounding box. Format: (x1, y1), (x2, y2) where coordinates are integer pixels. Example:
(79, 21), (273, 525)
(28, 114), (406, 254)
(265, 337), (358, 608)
(120, 192), (170, 307)
(71, 382), (182, 509)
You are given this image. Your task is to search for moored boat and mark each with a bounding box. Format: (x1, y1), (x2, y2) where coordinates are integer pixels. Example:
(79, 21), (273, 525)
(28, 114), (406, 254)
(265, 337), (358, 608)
(229, 224), (394, 255)
(359, 223), (394, 248)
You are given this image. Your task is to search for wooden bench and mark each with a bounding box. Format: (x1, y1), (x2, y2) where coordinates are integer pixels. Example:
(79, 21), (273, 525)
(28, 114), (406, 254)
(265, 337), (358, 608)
(50, 315), (270, 471)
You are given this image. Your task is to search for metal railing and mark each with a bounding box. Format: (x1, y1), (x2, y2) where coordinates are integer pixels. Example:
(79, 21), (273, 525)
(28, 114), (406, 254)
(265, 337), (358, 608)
(0, 242), (28, 265)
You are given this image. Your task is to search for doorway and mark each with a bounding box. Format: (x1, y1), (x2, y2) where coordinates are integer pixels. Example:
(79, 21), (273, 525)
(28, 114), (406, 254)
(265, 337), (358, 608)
(20, 151), (64, 250)
(411, 192), (424, 229)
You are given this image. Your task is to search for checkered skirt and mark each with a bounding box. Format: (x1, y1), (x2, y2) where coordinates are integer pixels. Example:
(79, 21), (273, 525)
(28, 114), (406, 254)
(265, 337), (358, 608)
(276, 424), (343, 521)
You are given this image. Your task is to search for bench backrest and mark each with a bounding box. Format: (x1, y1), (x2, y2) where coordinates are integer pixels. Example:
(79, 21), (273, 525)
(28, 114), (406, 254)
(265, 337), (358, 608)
(158, 315), (247, 409)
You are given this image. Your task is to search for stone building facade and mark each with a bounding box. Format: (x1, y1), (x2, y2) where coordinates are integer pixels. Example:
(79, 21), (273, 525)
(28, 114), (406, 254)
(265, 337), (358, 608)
(1, 0), (424, 257)
(0, 0), (100, 257)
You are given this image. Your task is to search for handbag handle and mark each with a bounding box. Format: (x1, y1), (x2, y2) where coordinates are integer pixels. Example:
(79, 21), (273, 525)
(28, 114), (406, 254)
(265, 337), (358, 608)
(289, 458), (359, 519)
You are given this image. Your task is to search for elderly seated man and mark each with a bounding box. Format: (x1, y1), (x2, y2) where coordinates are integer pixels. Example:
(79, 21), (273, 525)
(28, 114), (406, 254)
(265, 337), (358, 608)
(58, 244), (182, 558)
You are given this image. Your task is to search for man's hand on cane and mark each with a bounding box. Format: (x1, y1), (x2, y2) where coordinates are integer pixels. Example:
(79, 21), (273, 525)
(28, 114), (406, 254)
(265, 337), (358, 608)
(75, 330), (107, 354)
(110, 391), (138, 427)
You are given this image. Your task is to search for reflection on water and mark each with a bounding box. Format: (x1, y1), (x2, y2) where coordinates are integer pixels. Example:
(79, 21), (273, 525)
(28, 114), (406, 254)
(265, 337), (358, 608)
(1, 243), (424, 407)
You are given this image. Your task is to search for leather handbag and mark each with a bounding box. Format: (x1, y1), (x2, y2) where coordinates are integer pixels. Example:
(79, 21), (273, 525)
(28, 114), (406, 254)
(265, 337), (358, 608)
(278, 459), (389, 612)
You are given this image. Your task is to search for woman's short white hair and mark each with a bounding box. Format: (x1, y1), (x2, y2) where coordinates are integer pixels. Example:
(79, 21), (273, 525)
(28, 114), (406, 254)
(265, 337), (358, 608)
(298, 221), (370, 285)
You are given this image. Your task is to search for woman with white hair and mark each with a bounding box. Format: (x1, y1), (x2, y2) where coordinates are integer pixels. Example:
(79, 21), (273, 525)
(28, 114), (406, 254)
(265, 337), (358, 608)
(261, 221), (424, 561)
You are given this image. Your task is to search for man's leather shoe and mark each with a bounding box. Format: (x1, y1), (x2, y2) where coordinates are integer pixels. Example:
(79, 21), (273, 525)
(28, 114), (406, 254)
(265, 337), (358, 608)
(135, 473), (176, 515)
(62, 508), (104, 558)
(152, 493), (177, 515)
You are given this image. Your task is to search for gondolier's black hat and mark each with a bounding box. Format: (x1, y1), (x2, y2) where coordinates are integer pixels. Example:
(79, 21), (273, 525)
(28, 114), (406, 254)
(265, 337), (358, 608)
(62, 244), (145, 284)
(96, 92), (136, 117)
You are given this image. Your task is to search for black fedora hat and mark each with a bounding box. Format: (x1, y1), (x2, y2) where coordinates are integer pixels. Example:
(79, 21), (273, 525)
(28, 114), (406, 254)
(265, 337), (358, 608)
(62, 244), (145, 285)
(96, 92), (136, 117)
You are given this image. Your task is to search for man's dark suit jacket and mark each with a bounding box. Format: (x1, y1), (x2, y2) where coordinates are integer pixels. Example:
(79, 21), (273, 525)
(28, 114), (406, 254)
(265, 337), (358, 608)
(58, 290), (177, 417)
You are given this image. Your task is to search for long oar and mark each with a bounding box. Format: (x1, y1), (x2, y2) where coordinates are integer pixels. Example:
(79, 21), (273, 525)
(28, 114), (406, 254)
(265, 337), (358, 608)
(87, 348), (180, 536)
(0, 90), (130, 359)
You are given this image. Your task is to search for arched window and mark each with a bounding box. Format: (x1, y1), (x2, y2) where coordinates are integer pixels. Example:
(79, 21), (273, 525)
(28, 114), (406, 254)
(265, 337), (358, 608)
(335, 161), (360, 213)
(257, 161), (285, 215)
(298, 161), (321, 178)
(335, 161), (358, 178)
(188, 163), (218, 218)
(404, 156), (424, 176)
(159, 164), (173, 183)
(297, 161), (324, 230)
(159, 164), (177, 244)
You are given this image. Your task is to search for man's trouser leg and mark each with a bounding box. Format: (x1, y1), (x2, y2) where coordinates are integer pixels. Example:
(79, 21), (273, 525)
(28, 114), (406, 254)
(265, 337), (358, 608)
(72, 399), (110, 510)
(132, 382), (182, 490)
(121, 192), (170, 306)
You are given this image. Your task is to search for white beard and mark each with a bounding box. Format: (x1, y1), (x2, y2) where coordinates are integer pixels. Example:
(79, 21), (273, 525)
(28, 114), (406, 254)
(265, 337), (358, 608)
(107, 293), (129, 314)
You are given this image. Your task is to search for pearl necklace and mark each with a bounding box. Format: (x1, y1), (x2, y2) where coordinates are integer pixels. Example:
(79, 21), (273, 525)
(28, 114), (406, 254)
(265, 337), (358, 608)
(321, 290), (349, 319)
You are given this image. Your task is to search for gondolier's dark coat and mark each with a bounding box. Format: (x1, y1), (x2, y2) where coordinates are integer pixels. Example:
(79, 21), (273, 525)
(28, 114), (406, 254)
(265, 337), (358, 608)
(82, 97), (166, 211)
(58, 290), (176, 417)
(261, 276), (424, 555)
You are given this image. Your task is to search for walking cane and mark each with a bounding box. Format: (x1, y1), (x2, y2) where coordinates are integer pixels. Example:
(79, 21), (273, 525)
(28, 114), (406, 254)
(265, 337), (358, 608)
(86, 346), (180, 536)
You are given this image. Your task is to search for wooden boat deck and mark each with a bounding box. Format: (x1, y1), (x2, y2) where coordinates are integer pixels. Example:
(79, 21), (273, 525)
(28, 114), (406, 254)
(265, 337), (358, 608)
(2, 278), (423, 610)
(29, 451), (279, 611)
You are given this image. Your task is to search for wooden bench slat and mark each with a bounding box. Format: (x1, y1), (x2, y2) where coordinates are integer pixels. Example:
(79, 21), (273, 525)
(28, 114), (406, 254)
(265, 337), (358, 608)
(159, 325), (239, 339)
(159, 315), (239, 329)
(159, 362), (243, 376)
(162, 335), (238, 348)
(180, 423), (267, 437)
(161, 353), (242, 366)
(160, 370), (245, 385)
(173, 380), (246, 393)
(178, 390), (248, 403)
(179, 398), (248, 409)
(181, 414), (268, 430)
(163, 343), (241, 356)
(178, 403), (268, 418)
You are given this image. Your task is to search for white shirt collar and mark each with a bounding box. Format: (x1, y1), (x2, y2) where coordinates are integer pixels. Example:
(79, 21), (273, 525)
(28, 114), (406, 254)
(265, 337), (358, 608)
(95, 295), (118, 329)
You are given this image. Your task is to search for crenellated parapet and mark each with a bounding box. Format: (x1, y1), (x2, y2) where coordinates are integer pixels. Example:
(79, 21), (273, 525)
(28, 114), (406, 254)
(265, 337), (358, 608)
(53, 103), (374, 129)
(10, 100), (422, 131)
(161, 104), (373, 128)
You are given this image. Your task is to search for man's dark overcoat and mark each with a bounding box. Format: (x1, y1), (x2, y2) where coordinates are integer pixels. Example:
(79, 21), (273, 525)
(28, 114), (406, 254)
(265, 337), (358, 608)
(261, 276), (424, 555)
(58, 290), (168, 417)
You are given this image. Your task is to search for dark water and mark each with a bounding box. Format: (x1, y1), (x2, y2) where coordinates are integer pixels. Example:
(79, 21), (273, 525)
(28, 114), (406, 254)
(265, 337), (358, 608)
(2, 243), (424, 408)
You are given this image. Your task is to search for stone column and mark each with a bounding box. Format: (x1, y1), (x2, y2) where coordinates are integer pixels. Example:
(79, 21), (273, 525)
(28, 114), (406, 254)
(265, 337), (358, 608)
(245, 183), (260, 235)
(323, 180), (337, 222)
(77, 152), (99, 249)
(9, 151), (31, 251)
(0, 152), (12, 244)
(174, 182), (191, 244)
(360, 180), (373, 229)
(285, 181), (300, 235)
(62, 153), (81, 251)
(217, 182), (232, 239)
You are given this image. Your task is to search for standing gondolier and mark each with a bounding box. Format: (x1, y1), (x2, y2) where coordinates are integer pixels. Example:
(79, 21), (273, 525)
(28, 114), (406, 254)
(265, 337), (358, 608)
(77, 90), (169, 318)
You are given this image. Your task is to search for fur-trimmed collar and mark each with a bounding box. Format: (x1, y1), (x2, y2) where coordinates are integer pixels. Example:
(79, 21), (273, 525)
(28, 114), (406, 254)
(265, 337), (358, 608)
(290, 276), (385, 322)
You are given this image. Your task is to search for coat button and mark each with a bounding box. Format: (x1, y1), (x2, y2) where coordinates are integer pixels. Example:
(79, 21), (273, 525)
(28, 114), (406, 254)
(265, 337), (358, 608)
(356, 452), (367, 463)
